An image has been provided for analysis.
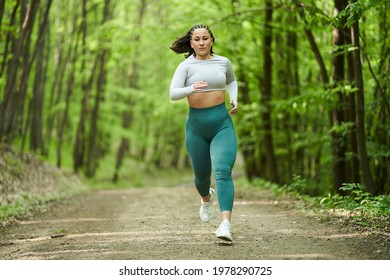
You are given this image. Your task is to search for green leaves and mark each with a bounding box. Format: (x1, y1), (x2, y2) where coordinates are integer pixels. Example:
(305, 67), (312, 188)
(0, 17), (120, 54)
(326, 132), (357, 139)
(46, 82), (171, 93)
(336, 0), (390, 27)
(322, 183), (390, 217)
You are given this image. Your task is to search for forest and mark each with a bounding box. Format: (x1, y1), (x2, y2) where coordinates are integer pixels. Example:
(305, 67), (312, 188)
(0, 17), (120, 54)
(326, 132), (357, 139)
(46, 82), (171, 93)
(0, 0), (389, 201)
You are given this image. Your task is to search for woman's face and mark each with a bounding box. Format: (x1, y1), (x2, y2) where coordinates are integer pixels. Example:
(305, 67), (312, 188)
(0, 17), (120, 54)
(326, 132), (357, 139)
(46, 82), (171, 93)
(190, 28), (213, 59)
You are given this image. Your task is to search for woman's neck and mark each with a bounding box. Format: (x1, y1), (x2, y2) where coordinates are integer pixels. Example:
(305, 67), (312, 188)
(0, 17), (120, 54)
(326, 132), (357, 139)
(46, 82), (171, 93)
(194, 53), (213, 60)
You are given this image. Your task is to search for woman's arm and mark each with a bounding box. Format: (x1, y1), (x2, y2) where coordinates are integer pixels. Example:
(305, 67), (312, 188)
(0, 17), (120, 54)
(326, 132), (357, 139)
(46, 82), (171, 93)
(169, 63), (195, 101)
(226, 58), (238, 114)
(226, 80), (237, 104)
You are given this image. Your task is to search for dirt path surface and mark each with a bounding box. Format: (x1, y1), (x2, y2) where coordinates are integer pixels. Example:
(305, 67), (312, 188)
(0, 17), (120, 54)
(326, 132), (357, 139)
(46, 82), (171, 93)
(0, 183), (389, 260)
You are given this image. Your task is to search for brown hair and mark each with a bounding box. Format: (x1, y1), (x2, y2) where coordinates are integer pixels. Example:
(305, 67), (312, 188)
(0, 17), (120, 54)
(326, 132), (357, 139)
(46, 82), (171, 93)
(170, 24), (215, 58)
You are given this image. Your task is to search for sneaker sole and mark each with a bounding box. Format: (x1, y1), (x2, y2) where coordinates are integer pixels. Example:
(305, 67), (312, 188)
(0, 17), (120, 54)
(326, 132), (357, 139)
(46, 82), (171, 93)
(217, 234), (233, 242)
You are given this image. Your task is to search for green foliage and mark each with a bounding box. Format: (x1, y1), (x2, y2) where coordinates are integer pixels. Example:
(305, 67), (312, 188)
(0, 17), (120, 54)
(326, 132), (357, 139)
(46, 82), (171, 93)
(250, 178), (390, 230)
(319, 183), (390, 218)
(281, 174), (308, 195)
(235, 102), (263, 150)
(0, 192), (60, 224)
(276, 173), (331, 196)
(2, 154), (23, 177)
(337, 0), (390, 27)
(328, 122), (355, 139)
(280, 177), (390, 220)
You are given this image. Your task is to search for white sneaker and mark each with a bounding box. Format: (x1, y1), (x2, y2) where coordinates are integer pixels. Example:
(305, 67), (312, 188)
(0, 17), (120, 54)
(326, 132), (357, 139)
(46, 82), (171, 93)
(215, 219), (233, 242)
(199, 188), (215, 222)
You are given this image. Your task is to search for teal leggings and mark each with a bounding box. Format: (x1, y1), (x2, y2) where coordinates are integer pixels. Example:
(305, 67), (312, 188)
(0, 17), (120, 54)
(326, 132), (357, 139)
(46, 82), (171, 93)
(185, 103), (237, 212)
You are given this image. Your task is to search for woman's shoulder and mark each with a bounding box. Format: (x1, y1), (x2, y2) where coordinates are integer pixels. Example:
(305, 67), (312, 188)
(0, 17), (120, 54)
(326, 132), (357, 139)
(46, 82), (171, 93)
(179, 55), (196, 65)
(213, 54), (231, 62)
(175, 55), (194, 70)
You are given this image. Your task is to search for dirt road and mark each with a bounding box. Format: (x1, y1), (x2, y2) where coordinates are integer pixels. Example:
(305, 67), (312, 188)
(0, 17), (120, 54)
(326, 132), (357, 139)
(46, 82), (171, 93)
(0, 183), (388, 260)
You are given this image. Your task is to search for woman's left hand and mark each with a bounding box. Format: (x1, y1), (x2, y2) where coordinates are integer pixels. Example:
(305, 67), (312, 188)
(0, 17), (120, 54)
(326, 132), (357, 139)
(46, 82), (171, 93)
(229, 99), (238, 115)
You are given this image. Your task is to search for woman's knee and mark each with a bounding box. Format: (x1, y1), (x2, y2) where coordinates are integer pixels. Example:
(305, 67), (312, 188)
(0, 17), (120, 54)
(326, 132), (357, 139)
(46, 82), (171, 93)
(213, 165), (232, 182)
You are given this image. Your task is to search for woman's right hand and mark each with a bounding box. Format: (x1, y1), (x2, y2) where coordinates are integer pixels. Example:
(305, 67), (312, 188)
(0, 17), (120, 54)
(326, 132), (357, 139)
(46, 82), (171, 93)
(229, 98), (238, 115)
(193, 80), (208, 91)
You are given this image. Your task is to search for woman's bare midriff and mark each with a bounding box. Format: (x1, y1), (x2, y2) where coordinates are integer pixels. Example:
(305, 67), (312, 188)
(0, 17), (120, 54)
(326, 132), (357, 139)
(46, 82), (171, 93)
(187, 90), (226, 108)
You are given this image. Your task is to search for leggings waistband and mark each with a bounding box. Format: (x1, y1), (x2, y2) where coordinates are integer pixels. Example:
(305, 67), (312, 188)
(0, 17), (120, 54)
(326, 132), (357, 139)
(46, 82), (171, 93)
(188, 102), (227, 119)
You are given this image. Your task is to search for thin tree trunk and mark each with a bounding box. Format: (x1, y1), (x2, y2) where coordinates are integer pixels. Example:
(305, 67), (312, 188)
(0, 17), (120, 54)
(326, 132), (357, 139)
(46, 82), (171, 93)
(345, 28), (360, 183)
(29, 0), (52, 154)
(331, 0), (348, 193)
(56, 2), (78, 168)
(85, 0), (111, 177)
(29, 19), (48, 154)
(260, 0), (278, 183)
(73, 0), (91, 172)
(288, 18), (304, 180)
(86, 51), (107, 177)
(45, 1), (64, 155)
(350, 15), (376, 194)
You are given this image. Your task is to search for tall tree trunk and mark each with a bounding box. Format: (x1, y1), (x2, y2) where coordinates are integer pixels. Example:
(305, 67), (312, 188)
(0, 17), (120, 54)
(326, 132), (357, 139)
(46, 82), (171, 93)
(260, 0), (278, 183)
(287, 18), (304, 180)
(86, 51), (107, 177)
(45, 1), (64, 156)
(29, 17), (49, 154)
(345, 28), (360, 184)
(73, 0), (92, 173)
(350, 10), (376, 194)
(331, 0), (348, 193)
(56, 2), (78, 168)
(85, 0), (111, 177)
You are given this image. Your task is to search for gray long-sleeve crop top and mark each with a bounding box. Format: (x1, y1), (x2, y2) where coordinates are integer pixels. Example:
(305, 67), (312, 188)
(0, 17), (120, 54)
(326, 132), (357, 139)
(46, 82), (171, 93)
(169, 54), (238, 102)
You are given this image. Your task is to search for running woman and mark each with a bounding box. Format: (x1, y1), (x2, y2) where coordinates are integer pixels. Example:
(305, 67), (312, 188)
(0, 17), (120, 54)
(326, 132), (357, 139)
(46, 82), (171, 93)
(169, 24), (238, 242)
